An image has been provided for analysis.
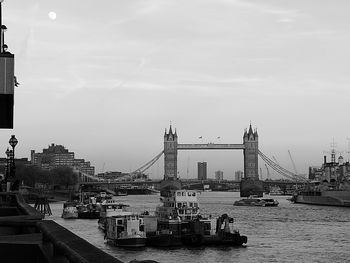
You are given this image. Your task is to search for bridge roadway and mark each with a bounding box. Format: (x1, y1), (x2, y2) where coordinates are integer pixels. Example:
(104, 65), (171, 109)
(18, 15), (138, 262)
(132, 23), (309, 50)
(79, 179), (304, 191)
(177, 143), (245, 150)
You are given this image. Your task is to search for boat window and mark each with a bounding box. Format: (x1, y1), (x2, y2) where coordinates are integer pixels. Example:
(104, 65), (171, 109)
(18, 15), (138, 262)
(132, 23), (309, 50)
(177, 192), (181, 196)
(117, 220), (123, 224)
(188, 192), (191, 196)
(182, 192), (185, 196)
(189, 202), (193, 207)
(192, 192), (196, 196)
(177, 202), (182, 207)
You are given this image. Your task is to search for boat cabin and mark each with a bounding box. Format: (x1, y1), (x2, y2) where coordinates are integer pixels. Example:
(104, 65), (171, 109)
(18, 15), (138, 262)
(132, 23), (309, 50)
(156, 190), (200, 220)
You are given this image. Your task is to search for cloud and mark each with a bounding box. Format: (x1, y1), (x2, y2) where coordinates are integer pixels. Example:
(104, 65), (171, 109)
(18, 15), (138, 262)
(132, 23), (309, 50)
(278, 18), (295, 24)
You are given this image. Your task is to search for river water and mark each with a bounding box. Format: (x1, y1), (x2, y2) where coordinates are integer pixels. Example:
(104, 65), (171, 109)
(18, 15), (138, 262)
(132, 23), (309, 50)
(48, 192), (350, 263)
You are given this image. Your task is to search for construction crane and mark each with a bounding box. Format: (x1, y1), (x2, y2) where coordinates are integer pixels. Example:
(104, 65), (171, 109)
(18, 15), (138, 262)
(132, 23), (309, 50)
(265, 163), (270, 180)
(288, 150), (298, 175)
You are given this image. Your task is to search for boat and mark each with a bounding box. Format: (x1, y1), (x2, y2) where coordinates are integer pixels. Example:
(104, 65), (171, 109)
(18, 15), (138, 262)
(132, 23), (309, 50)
(292, 150), (350, 207)
(77, 196), (102, 219)
(98, 199), (130, 231)
(144, 188), (248, 247)
(261, 198), (279, 206)
(105, 214), (146, 247)
(61, 202), (78, 219)
(233, 197), (279, 207)
(292, 182), (350, 207)
(181, 214), (247, 246)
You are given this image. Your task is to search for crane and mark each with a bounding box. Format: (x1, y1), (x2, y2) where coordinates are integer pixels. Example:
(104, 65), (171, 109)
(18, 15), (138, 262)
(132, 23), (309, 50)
(288, 150), (298, 175)
(265, 163), (270, 180)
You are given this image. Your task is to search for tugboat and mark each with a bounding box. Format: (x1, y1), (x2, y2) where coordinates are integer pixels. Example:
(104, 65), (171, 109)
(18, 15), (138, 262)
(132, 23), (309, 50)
(144, 189), (248, 247)
(105, 214), (146, 247)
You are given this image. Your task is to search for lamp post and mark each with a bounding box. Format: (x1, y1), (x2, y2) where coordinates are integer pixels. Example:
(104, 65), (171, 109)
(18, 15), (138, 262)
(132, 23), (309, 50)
(9, 135), (18, 184)
(5, 148), (10, 183)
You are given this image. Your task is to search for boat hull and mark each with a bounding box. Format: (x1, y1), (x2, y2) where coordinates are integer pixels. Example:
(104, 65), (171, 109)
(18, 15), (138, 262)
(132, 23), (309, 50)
(112, 237), (146, 247)
(61, 212), (78, 219)
(294, 194), (350, 207)
(146, 233), (182, 247)
(78, 211), (100, 219)
(181, 233), (247, 247)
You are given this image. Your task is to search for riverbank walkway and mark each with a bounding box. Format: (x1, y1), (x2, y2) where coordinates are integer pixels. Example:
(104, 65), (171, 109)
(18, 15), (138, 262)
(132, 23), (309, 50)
(0, 192), (124, 263)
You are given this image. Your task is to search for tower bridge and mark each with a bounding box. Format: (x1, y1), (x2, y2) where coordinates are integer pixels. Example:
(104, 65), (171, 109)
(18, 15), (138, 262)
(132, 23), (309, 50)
(78, 124), (307, 196)
(163, 124), (262, 196)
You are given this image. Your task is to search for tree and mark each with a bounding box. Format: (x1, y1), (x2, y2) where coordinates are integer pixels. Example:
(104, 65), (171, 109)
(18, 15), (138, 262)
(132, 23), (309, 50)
(50, 166), (78, 189)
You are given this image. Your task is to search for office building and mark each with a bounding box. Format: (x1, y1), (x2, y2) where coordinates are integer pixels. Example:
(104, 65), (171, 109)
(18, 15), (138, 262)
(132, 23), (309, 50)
(215, 170), (224, 181)
(235, 170), (243, 181)
(31, 143), (95, 176)
(197, 162), (207, 180)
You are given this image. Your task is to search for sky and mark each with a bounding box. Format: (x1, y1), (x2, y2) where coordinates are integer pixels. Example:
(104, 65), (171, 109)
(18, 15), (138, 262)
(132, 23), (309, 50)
(1, 0), (350, 180)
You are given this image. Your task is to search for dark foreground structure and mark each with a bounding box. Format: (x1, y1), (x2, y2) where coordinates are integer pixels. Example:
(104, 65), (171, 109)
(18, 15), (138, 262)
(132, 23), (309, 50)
(0, 192), (124, 263)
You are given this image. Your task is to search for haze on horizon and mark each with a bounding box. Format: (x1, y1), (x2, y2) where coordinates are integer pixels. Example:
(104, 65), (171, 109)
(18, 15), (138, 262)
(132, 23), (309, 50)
(1, 0), (350, 180)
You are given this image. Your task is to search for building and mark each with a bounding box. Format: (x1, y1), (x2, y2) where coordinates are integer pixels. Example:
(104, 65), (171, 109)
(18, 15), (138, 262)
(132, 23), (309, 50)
(235, 170), (243, 181)
(215, 170), (223, 181)
(243, 125), (259, 179)
(31, 143), (95, 176)
(309, 152), (350, 182)
(197, 162), (207, 180)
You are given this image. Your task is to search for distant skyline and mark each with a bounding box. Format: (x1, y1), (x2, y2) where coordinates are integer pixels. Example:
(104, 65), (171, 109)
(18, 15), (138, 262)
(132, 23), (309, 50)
(1, 0), (350, 179)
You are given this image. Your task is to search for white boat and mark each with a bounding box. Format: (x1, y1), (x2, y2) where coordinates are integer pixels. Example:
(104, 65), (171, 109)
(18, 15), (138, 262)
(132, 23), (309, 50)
(105, 214), (146, 247)
(156, 189), (200, 221)
(98, 199), (131, 231)
(61, 202), (78, 219)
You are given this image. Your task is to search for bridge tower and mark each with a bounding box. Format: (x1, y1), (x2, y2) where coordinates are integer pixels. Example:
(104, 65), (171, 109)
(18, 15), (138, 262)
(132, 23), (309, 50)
(164, 125), (178, 180)
(241, 124), (263, 197)
(243, 124), (259, 179)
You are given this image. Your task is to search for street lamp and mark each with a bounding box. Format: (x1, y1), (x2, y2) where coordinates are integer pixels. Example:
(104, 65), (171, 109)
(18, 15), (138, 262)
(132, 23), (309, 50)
(4, 148), (10, 184)
(9, 135), (18, 183)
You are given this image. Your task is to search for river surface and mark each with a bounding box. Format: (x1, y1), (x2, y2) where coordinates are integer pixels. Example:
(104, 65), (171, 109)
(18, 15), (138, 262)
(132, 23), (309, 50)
(48, 192), (350, 263)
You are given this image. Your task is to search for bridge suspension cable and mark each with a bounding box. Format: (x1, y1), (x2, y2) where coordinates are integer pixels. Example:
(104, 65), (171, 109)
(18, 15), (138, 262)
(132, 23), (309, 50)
(258, 150), (308, 182)
(130, 150), (164, 176)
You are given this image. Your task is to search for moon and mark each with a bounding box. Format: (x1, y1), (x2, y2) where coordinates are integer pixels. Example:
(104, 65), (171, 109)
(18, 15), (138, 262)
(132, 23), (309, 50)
(48, 11), (57, 20)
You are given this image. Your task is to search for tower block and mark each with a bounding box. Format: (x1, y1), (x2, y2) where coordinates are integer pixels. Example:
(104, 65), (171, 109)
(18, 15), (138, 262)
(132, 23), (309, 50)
(161, 125), (181, 196)
(241, 124), (263, 197)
